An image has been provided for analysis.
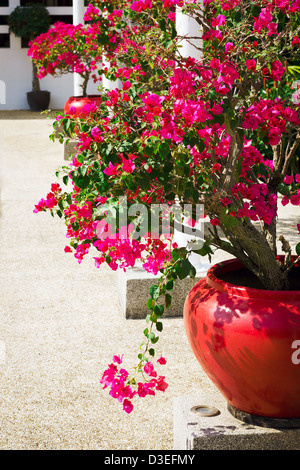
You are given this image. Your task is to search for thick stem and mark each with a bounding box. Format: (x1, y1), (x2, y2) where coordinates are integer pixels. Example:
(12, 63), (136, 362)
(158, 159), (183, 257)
(81, 72), (90, 97)
(281, 130), (300, 176)
(32, 62), (40, 92)
(205, 191), (288, 290)
(226, 220), (287, 290)
(222, 121), (244, 192)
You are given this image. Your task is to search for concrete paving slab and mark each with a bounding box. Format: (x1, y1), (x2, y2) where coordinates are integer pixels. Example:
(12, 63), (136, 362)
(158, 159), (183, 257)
(173, 391), (300, 450)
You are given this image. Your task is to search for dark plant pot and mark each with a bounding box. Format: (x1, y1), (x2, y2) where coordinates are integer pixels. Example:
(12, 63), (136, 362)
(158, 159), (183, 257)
(183, 257), (300, 428)
(64, 95), (102, 117)
(26, 90), (51, 112)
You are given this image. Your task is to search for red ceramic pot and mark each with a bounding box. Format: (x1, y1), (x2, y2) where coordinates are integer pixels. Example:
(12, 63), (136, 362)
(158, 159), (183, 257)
(64, 95), (102, 117)
(183, 258), (300, 423)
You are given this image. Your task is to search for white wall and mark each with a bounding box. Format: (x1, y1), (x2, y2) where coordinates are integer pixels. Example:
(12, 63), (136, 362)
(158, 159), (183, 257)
(0, 1), (100, 110)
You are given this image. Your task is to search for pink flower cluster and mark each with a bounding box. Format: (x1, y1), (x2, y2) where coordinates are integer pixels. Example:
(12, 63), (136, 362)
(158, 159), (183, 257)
(100, 355), (168, 413)
(28, 22), (102, 80)
(253, 7), (278, 36)
(282, 174), (300, 206)
(243, 98), (300, 145)
(33, 183), (61, 213)
(231, 181), (277, 225)
(130, 0), (153, 12)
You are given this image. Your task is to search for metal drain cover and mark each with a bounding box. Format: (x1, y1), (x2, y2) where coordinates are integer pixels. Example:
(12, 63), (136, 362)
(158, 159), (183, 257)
(190, 405), (220, 417)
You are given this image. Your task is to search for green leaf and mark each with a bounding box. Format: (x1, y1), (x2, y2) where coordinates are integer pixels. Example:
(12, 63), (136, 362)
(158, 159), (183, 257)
(192, 242), (213, 258)
(149, 332), (155, 342)
(171, 247), (187, 261)
(62, 175), (69, 186)
(165, 293), (172, 309)
(156, 321), (163, 332)
(71, 173), (90, 189)
(146, 298), (155, 310)
(175, 258), (195, 280)
(143, 328), (149, 337)
(165, 280), (174, 291)
(149, 284), (160, 299)
(296, 242), (300, 256)
(154, 304), (164, 317)
(146, 313), (152, 323)
(188, 262), (197, 278)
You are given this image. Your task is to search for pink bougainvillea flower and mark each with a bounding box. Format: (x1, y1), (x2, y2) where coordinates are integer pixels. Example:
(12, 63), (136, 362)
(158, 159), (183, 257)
(122, 80), (131, 90)
(210, 218), (220, 226)
(33, 198), (46, 213)
(103, 162), (119, 176)
(113, 354), (124, 364)
(290, 194), (300, 205)
(267, 23), (278, 36)
(144, 361), (157, 377)
(123, 399), (134, 413)
(157, 356), (167, 365)
(155, 376), (168, 392)
(246, 59), (256, 71)
(268, 127), (282, 145)
(211, 14), (226, 27)
(270, 60), (285, 81)
(284, 175), (293, 185)
(281, 195), (290, 206)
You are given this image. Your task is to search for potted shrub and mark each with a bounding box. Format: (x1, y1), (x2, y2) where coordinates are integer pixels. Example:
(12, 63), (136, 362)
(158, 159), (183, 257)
(34, 0), (300, 423)
(28, 20), (105, 116)
(8, 3), (51, 111)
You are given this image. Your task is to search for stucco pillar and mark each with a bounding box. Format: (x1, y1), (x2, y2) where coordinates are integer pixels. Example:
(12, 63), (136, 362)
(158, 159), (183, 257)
(176, 2), (202, 60)
(102, 59), (121, 91)
(174, 2), (206, 270)
(9, 0), (20, 8)
(73, 0), (85, 96)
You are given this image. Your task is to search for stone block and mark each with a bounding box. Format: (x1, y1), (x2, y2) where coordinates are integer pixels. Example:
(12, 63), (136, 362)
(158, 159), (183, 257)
(63, 139), (77, 160)
(173, 390), (300, 450)
(118, 264), (210, 319)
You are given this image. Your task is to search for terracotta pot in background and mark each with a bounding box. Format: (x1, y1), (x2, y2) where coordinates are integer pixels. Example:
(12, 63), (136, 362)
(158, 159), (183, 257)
(64, 95), (102, 117)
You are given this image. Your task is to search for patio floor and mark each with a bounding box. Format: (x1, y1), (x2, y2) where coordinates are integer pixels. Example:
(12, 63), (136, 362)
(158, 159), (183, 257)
(0, 110), (299, 450)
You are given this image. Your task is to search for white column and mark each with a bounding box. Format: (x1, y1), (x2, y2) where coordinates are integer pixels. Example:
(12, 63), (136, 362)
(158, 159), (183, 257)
(73, 0), (85, 96)
(176, 2), (202, 60)
(9, 0), (21, 50)
(102, 57), (122, 91)
(73, 0), (85, 26)
(9, 0), (21, 8)
(175, 2), (208, 271)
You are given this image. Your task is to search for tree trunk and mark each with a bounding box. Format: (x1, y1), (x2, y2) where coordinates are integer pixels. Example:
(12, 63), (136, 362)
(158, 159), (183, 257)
(226, 221), (288, 291)
(205, 191), (289, 291)
(32, 62), (40, 93)
(81, 72), (90, 97)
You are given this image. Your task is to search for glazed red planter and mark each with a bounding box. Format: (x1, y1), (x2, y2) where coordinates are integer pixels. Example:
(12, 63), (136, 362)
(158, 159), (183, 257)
(183, 258), (300, 422)
(64, 95), (102, 117)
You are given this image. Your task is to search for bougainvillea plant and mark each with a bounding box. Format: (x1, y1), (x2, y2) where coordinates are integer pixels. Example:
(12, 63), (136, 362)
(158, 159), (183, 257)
(8, 3), (51, 93)
(33, 0), (300, 412)
(28, 21), (104, 97)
